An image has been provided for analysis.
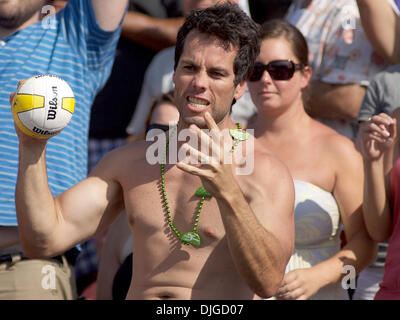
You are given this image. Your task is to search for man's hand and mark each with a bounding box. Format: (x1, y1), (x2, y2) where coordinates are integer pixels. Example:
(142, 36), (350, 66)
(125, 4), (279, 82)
(9, 82), (49, 147)
(177, 112), (238, 199)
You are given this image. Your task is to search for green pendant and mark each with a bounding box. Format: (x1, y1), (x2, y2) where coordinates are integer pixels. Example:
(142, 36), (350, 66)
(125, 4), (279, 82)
(180, 231), (201, 247)
(229, 129), (250, 141)
(194, 186), (212, 198)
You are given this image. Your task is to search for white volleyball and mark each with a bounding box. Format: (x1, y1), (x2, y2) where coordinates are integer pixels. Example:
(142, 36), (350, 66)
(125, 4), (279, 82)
(11, 75), (75, 139)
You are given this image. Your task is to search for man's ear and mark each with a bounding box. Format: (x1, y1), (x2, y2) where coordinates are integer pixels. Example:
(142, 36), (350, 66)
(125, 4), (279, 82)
(234, 79), (247, 101)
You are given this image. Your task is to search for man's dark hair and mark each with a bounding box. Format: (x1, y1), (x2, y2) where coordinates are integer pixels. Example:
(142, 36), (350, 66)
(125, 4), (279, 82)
(174, 2), (261, 86)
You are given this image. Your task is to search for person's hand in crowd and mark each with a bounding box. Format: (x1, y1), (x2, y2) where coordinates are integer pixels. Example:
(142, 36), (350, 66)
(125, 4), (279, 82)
(275, 268), (323, 300)
(358, 113), (396, 161)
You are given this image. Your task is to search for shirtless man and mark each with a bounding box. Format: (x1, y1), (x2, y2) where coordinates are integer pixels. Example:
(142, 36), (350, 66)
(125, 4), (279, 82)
(13, 3), (294, 300)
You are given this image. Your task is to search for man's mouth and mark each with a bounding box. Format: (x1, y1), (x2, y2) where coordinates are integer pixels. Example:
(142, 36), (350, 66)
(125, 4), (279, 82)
(187, 96), (210, 111)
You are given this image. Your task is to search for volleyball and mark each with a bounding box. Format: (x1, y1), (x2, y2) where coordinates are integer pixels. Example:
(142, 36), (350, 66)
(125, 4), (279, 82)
(11, 75), (75, 139)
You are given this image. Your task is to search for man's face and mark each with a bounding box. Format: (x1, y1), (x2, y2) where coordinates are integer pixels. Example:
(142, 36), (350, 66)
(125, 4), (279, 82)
(182, 0), (239, 16)
(0, 0), (46, 29)
(173, 30), (245, 128)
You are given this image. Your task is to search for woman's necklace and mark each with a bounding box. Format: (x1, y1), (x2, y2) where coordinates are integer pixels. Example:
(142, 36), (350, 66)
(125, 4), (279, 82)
(160, 123), (249, 247)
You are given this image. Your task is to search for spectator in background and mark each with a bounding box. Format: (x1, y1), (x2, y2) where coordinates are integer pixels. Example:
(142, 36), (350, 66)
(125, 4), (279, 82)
(285, 0), (388, 139)
(358, 110), (400, 300)
(347, 0), (400, 299)
(0, 0), (127, 299)
(125, 0), (257, 141)
(88, 0), (183, 175)
(248, 19), (377, 299)
(75, 0), (184, 297)
(354, 39), (400, 300)
(88, 0), (183, 173)
(144, 89), (179, 136)
(356, 0), (400, 65)
(357, 68), (400, 126)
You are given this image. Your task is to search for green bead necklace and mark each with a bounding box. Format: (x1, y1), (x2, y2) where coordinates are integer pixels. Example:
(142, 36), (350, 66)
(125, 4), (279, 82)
(160, 123), (249, 247)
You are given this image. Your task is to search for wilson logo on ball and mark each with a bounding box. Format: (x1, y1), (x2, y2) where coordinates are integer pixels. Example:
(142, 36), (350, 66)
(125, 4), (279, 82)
(12, 75), (75, 139)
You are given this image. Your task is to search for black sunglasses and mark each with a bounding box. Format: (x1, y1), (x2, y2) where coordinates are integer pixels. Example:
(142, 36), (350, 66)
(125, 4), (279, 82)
(249, 60), (305, 82)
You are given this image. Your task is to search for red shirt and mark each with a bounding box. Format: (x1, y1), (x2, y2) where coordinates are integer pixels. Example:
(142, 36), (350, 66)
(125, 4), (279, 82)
(375, 157), (400, 299)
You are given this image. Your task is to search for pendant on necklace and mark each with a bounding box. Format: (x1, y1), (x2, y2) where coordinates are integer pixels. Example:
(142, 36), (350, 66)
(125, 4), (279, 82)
(229, 128), (250, 141)
(180, 231), (201, 247)
(161, 124), (246, 248)
(194, 186), (212, 198)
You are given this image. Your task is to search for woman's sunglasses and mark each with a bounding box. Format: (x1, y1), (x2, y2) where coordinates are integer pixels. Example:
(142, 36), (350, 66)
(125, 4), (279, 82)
(249, 60), (305, 82)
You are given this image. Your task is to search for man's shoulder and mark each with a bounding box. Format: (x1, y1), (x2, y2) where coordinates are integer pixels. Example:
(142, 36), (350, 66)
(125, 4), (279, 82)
(243, 143), (294, 204)
(107, 140), (153, 161)
(88, 140), (162, 187)
(93, 140), (156, 175)
(251, 142), (293, 183)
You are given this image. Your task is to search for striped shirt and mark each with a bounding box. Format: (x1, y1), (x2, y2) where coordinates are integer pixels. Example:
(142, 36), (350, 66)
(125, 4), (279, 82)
(388, 0), (400, 15)
(0, 0), (123, 225)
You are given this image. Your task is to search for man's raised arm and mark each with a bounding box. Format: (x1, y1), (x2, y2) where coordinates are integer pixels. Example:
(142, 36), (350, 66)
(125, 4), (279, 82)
(91, 0), (128, 31)
(177, 113), (295, 298)
(12, 92), (124, 258)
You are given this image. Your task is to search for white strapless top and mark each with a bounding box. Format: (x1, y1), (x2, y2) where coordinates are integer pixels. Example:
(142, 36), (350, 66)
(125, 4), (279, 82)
(284, 180), (347, 300)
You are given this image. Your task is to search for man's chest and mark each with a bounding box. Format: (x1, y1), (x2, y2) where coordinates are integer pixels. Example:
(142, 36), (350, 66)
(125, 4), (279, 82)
(124, 178), (228, 246)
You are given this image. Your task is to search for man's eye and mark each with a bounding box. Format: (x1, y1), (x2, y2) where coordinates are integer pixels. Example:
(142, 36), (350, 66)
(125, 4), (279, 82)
(210, 72), (223, 78)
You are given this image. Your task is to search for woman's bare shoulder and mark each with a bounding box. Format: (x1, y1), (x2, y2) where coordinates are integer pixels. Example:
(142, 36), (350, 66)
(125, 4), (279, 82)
(310, 120), (358, 156)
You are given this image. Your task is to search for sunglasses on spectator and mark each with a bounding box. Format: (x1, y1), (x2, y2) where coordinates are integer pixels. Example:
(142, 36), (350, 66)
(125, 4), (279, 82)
(249, 60), (305, 81)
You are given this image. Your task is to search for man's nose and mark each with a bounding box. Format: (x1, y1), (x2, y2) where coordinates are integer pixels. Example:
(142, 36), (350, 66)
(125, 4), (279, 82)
(191, 70), (208, 89)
